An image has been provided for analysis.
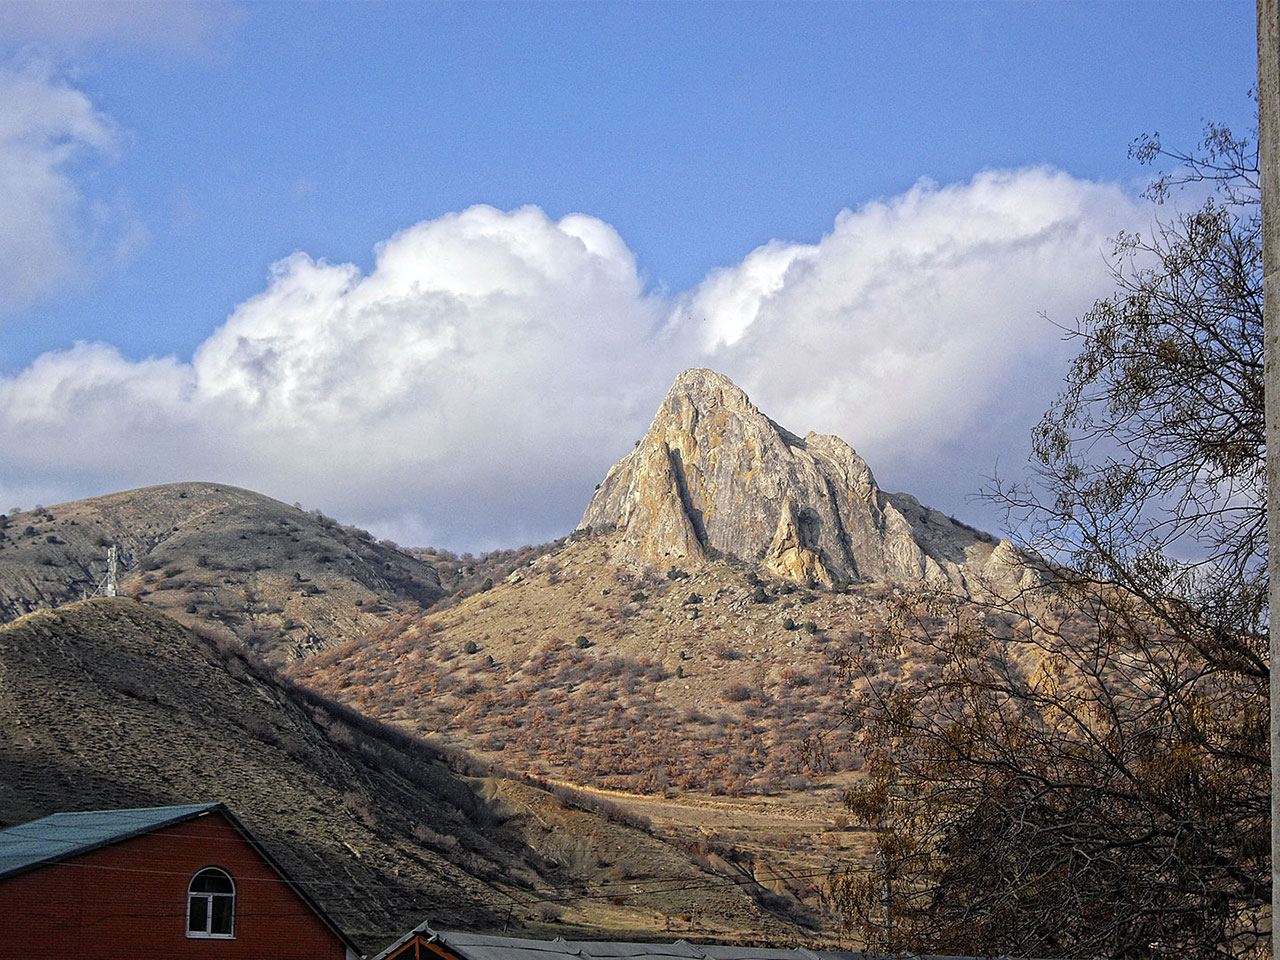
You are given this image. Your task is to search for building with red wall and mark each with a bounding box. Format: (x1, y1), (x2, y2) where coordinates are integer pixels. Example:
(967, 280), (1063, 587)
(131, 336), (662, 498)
(0, 802), (361, 960)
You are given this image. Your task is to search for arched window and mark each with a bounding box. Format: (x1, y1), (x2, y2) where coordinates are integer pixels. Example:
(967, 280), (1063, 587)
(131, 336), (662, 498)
(187, 867), (235, 938)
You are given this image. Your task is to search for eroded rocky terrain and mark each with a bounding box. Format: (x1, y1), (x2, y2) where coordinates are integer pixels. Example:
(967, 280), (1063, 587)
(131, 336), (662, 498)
(583, 369), (1030, 593)
(0, 482), (443, 660)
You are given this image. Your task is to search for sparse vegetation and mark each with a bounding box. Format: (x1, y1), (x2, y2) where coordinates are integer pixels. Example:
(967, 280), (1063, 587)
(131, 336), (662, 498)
(834, 123), (1267, 958)
(298, 544), (864, 799)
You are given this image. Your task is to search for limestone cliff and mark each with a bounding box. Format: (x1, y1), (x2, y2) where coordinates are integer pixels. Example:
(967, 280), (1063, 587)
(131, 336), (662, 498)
(581, 368), (1018, 592)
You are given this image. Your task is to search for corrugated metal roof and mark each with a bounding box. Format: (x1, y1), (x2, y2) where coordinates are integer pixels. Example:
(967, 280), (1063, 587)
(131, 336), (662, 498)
(433, 933), (869, 960)
(0, 802), (223, 879)
(377, 925), (1040, 960)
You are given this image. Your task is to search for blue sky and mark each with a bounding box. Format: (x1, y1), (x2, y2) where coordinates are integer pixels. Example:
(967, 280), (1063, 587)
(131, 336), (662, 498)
(0, 1), (1258, 549)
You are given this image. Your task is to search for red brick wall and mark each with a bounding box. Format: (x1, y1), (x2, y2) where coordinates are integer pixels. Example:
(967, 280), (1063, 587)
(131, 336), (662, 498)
(0, 810), (350, 960)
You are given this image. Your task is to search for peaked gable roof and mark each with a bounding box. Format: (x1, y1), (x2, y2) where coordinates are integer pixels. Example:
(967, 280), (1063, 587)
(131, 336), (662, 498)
(0, 802), (361, 954)
(0, 802), (222, 879)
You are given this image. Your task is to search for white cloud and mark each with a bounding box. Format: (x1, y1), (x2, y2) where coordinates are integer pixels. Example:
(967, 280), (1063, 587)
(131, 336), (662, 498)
(0, 205), (673, 546)
(0, 58), (117, 316)
(0, 171), (1145, 548)
(677, 168), (1142, 520)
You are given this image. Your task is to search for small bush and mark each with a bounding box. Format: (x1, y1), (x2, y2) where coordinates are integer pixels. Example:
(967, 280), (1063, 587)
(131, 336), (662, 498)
(782, 617), (797, 631)
(111, 677), (147, 699)
(630, 590), (646, 602)
(666, 567), (689, 581)
(531, 902), (562, 923)
(413, 822), (461, 853)
(242, 715), (278, 744)
(575, 636), (591, 649)
(464, 640), (479, 654)
(751, 584), (771, 603)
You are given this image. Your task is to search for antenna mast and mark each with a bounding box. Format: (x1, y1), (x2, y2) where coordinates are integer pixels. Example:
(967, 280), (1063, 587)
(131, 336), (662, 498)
(105, 545), (118, 597)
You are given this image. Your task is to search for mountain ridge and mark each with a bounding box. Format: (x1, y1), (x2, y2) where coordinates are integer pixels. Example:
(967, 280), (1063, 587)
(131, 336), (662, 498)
(0, 481), (444, 660)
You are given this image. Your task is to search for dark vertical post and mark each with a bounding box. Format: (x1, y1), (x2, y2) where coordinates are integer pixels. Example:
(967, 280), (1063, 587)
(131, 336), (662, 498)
(1260, 1), (1279, 955)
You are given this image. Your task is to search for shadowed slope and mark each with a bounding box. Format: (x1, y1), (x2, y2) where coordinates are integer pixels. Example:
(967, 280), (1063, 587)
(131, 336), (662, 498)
(0, 599), (814, 950)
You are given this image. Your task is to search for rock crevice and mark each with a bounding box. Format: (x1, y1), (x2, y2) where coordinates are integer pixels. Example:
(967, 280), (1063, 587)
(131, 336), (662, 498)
(582, 368), (1011, 591)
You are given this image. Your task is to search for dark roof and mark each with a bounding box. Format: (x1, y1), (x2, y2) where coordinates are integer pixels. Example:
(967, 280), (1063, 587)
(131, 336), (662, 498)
(375, 925), (1038, 960)
(0, 802), (361, 955)
(0, 802), (222, 879)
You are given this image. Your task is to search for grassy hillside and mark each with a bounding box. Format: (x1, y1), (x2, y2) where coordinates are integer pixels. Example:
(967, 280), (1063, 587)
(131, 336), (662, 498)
(0, 598), (821, 951)
(292, 533), (972, 923)
(298, 533), (879, 796)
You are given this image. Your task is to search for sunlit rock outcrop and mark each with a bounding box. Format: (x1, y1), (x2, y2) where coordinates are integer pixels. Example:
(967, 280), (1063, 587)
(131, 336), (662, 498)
(582, 368), (1018, 592)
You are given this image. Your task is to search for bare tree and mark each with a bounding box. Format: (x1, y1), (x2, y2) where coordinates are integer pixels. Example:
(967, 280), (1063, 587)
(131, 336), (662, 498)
(832, 122), (1268, 958)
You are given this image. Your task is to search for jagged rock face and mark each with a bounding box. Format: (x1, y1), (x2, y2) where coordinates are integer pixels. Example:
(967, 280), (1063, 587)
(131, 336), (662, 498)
(582, 368), (1006, 591)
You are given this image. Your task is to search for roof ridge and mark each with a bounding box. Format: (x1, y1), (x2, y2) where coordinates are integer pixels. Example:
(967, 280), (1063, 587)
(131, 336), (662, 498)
(0, 803), (227, 880)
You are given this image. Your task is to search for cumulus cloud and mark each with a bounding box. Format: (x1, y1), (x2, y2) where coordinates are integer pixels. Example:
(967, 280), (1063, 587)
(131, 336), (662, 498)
(0, 59), (117, 316)
(676, 168), (1143, 519)
(0, 205), (674, 546)
(0, 170), (1146, 548)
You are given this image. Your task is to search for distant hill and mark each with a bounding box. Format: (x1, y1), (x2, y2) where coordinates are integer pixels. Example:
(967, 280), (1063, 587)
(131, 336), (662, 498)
(0, 482), (444, 660)
(416, 540), (568, 609)
(0, 599), (817, 951)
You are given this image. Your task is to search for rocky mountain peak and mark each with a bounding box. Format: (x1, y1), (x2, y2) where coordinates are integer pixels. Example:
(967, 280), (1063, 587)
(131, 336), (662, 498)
(582, 369), (1018, 593)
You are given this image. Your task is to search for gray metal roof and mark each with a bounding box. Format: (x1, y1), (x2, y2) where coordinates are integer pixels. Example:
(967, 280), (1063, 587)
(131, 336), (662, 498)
(0, 802), (223, 879)
(377, 924), (1037, 960)
(432, 933), (871, 960)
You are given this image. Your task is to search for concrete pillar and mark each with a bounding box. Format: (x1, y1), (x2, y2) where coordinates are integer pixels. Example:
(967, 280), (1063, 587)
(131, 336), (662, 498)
(1260, 1), (1279, 954)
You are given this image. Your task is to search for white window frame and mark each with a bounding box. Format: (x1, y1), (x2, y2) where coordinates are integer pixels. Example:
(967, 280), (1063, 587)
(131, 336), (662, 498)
(186, 866), (236, 939)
